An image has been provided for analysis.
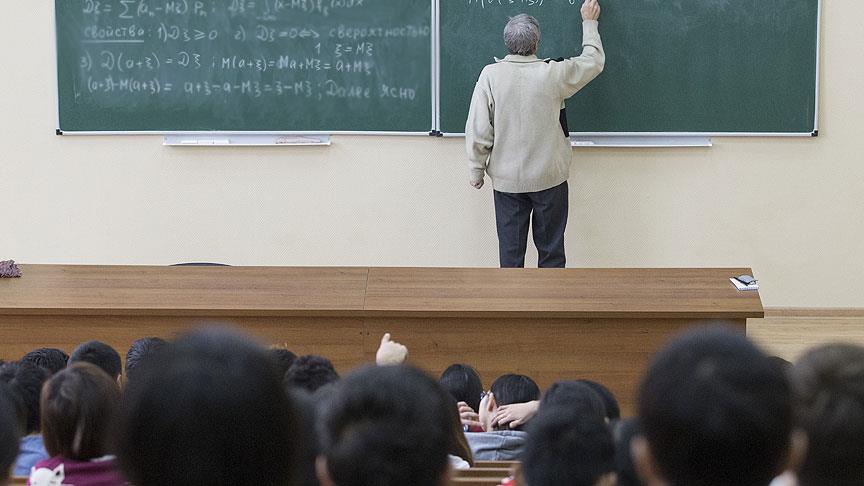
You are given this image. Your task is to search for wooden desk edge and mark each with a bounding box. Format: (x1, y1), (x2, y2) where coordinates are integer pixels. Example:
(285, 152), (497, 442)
(0, 307), (764, 319)
(1, 265), (764, 319)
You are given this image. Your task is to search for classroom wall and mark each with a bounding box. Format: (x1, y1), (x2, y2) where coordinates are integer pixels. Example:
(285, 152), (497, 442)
(1, 1), (862, 308)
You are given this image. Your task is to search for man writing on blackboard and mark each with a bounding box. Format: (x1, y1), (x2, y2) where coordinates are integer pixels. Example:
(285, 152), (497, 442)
(466, 0), (604, 268)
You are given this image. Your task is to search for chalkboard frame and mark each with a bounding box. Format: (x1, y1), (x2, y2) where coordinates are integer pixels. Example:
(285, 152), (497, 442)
(53, 0), (821, 138)
(53, 0), (439, 136)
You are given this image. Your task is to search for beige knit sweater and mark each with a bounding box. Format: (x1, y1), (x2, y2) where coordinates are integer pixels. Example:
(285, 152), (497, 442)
(465, 20), (605, 194)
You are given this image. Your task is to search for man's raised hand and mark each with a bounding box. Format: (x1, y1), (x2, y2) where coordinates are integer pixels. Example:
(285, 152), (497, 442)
(582, 0), (601, 21)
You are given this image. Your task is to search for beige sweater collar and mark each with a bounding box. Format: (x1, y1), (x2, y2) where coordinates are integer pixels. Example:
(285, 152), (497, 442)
(495, 54), (544, 64)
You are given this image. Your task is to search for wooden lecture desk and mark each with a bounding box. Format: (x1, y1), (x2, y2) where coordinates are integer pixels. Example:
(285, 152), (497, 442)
(0, 265), (763, 414)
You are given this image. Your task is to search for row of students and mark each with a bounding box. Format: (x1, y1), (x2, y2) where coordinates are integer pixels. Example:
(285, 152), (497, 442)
(443, 329), (864, 486)
(0, 326), (862, 486)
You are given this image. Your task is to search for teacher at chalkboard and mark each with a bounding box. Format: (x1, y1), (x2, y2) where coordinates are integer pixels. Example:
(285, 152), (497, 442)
(466, 0), (604, 268)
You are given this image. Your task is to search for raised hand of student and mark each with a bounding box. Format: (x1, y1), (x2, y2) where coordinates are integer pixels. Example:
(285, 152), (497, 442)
(375, 333), (409, 366)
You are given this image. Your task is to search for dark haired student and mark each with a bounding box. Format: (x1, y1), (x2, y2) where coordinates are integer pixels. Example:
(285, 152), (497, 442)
(30, 363), (124, 486)
(791, 343), (864, 486)
(284, 355), (340, 393)
(540, 380), (607, 421)
(632, 327), (806, 486)
(20, 348), (69, 376)
(318, 365), (454, 486)
(0, 382), (24, 486)
(116, 328), (300, 486)
(69, 341), (122, 387)
(440, 364), (484, 413)
(0, 362), (50, 476)
(124, 337), (168, 383)
(523, 405), (616, 486)
(465, 374), (540, 460)
(269, 347), (297, 378)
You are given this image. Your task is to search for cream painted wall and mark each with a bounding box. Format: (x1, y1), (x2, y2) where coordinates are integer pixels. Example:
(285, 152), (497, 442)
(1, 2), (862, 307)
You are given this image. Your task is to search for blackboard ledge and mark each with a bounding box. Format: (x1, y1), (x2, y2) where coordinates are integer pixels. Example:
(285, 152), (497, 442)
(441, 131), (818, 142)
(163, 134), (332, 147)
(570, 136), (712, 148)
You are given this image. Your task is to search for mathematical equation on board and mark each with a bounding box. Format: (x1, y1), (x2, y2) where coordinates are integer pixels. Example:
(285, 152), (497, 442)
(69, 0), (429, 103)
(466, 0), (584, 9)
(83, 0), (368, 20)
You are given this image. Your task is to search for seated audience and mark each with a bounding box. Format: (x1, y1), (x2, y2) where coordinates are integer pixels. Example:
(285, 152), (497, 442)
(791, 343), (864, 486)
(632, 326), (805, 486)
(116, 328), (300, 486)
(466, 374), (540, 461)
(522, 405), (616, 486)
(285, 355), (340, 393)
(440, 364), (484, 413)
(30, 363), (124, 486)
(612, 418), (644, 486)
(124, 337), (168, 383)
(540, 380), (607, 422)
(0, 383), (24, 486)
(0, 362), (51, 476)
(68, 341), (122, 387)
(269, 347), (298, 378)
(317, 365), (452, 486)
(20, 349), (69, 376)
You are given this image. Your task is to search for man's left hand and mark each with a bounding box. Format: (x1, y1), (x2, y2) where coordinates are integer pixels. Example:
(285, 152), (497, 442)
(470, 179), (484, 189)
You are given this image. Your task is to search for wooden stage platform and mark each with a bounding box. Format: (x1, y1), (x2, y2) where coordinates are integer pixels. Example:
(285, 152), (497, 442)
(0, 265), (763, 415)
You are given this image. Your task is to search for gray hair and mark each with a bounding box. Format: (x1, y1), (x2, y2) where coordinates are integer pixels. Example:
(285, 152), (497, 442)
(503, 14), (540, 56)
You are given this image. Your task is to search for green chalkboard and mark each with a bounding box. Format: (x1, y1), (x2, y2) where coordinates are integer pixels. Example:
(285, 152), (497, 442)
(440, 0), (819, 134)
(55, 0), (432, 132)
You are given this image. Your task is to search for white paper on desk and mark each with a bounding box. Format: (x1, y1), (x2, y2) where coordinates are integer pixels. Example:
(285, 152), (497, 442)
(730, 278), (759, 291)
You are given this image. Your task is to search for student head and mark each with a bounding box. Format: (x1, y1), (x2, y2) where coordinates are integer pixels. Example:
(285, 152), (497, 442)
(0, 382), (24, 485)
(481, 374), (540, 431)
(0, 362), (50, 434)
(286, 388), (329, 486)
(523, 405), (616, 486)
(41, 363), (120, 460)
(769, 356), (793, 373)
(577, 380), (620, 421)
(269, 347), (297, 379)
(540, 381), (607, 423)
(318, 365), (452, 486)
(633, 326), (800, 486)
(20, 348), (69, 376)
(612, 418), (643, 486)
(116, 327), (299, 486)
(69, 340), (122, 384)
(791, 343), (864, 486)
(504, 14), (540, 56)
(125, 337), (168, 383)
(284, 355), (340, 393)
(439, 363), (484, 412)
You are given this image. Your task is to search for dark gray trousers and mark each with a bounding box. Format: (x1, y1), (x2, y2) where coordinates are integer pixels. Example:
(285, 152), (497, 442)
(493, 181), (568, 268)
